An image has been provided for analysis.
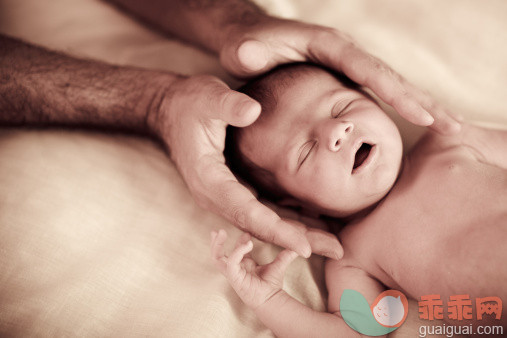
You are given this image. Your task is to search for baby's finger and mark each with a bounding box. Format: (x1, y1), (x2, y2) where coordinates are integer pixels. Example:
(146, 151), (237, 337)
(233, 232), (252, 250)
(211, 229), (228, 272)
(207, 79), (261, 127)
(233, 232), (253, 260)
(227, 240), (254, 277)
(263, 249), (299, 279)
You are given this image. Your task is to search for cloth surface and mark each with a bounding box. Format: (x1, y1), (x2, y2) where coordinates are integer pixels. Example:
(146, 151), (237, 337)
(0, 0), (505, 336)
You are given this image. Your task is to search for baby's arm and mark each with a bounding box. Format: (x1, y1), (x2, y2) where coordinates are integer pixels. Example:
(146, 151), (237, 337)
(211, 230), (383, 338)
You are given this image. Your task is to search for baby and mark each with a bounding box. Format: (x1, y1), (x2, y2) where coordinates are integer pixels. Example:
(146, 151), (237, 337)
(211, 64), (507, 337)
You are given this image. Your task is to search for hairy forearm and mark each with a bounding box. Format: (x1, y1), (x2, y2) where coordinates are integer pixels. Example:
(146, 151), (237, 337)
(106, 0), (268, 53)
(255, 290), (362, 338)
(0, 34), (179, 134)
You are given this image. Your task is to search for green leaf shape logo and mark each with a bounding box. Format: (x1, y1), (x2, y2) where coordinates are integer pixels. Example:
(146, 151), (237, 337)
(340, 289), (406, 336)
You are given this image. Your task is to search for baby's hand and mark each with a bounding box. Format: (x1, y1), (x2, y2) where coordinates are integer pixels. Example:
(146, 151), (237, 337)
(211, 229), (298, 309)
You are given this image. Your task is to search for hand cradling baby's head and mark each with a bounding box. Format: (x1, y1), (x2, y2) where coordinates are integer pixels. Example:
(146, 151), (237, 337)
(225, 63), (403, 218)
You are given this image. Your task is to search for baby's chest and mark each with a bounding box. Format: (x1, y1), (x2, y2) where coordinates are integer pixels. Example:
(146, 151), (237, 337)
(401, 150), (506, 222)
(357, 152), (507, 293)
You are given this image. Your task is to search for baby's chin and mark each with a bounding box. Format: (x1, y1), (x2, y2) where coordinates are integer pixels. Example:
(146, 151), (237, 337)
(309, 185), (393, 220)
(317, 199), (383, 220)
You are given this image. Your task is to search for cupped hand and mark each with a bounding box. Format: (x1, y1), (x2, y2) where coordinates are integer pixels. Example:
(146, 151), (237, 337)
(219, 17), (462, 134)
(211, 229), (298, 309)
(153, 74), (343, 259)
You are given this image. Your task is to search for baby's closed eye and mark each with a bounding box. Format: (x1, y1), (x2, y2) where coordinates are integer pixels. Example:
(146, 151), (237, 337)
(298, 140), (317, 168)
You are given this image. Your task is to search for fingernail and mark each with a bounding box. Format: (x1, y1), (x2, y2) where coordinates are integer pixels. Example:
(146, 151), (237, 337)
(237, 40), (269, 72)
(299, 245), (312, 258)
(238, 99), (259, 116)
(236, 100), (261, 126)
(421, 110), (435, 126)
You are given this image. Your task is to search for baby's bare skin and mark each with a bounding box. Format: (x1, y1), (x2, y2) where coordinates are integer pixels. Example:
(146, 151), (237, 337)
(213, 65), (505, 336)
(327, 123), (507, 326)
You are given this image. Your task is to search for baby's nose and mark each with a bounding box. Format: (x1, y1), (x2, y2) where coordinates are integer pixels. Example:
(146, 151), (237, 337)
(326, 121), (354, 152)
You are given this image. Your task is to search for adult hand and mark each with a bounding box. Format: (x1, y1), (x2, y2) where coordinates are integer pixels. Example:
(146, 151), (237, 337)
(219, 18), (462, 134)
(153, 74), (343, 259)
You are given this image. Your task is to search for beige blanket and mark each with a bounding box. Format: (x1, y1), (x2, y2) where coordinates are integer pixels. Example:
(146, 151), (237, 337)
(0, 0), (505, 336)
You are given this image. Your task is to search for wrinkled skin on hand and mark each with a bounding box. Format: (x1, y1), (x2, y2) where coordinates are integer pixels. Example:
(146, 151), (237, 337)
(156, 17), (462, 260)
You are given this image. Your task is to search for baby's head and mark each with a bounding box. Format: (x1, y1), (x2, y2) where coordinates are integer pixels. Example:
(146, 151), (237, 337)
(226, 64), (403, 218)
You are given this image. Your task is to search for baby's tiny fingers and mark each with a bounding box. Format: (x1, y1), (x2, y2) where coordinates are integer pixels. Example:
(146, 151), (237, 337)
(211, 230), (228, 272)
(264, 249), (298, 279)
(227, 240), (254, 277)
(274, 250), (299, 270)
(229, 240), (253, 266)
(234, 232), (252, 250)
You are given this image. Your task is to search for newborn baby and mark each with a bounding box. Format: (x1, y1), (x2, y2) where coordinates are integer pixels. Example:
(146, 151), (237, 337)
(211, 64), (507, 337)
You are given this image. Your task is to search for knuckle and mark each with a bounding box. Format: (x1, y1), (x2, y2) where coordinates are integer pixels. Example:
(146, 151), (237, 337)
(393, 90), (412, 105)
(372, 59), (384, 71)
(256, 225), (277, 244)
(312, 27), (349, 48)
(218, 90), (237, 112)
(231, 203), (258, 231)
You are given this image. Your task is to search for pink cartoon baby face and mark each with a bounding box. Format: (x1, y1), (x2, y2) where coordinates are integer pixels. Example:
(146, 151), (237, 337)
(371, 290), (409, 327)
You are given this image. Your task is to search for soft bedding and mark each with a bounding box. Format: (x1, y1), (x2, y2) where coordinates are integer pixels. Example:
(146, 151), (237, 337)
(0, 0), (505, 336)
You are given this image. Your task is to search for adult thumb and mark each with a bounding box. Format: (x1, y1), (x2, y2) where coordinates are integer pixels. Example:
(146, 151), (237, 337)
(215, 89), (261, 127)
(220, 39), (272, 78)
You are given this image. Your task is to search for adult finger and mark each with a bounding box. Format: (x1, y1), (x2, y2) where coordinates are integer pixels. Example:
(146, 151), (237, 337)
(421, 103), (462, 134)
(206, 79), (261, 127)
(217, 178), (312, 258)
(221, 39), (271, 77)
(234, 40), (271, 74)
(221, 37), (307, 78)
(308, 33), (461, 132)
(407, 85), (462, 134)
(306, 228), (344, 260)
(342, 48), (434, 126)
(283, 218), (343, 260)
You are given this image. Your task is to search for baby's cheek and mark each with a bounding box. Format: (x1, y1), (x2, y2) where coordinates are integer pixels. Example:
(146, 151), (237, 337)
(370, 161), (398, 195)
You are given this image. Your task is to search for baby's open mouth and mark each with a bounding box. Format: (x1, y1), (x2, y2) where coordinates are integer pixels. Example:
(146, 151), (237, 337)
(353, 143), (373, 171)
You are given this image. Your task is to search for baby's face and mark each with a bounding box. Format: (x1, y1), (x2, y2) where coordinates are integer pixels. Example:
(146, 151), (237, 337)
(239, 69), (403, 217)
